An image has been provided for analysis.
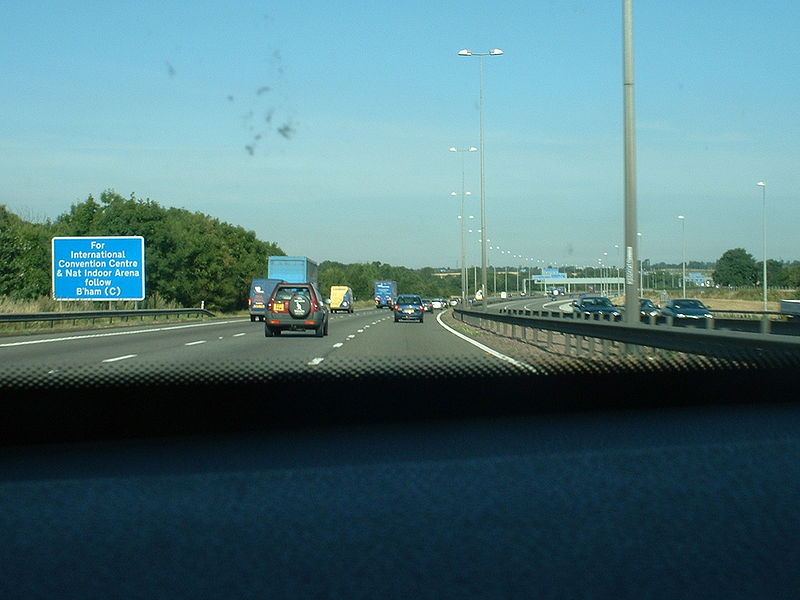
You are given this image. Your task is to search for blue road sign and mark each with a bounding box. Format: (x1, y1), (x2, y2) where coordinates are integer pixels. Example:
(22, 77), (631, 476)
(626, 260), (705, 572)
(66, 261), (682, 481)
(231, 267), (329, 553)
(52, 236), (145, 301)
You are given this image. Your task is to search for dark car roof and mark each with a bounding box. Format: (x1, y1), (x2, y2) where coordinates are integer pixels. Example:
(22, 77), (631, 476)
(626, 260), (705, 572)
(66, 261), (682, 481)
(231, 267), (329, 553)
(577, 296), (612, 304)
(667, 299), (707, 308)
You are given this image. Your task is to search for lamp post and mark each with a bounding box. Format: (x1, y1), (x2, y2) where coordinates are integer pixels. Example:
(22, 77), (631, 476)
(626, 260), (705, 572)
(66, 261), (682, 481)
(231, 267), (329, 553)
(637, 232), (643, 293)
(458, 47), (503, 309)
(490, 245), (498, 294)
(449, 146), (477, 304)
(757, 181), (767, 311)
(677, 215), (686, 297)
(451, 190), (471, 302)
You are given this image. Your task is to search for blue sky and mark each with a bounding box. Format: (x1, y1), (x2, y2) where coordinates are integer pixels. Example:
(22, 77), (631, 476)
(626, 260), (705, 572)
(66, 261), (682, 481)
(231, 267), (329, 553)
(2, 1), (798, 270)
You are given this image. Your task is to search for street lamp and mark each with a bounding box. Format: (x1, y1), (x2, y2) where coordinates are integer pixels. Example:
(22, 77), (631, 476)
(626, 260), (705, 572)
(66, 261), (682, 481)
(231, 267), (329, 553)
(637, 232), (643, 292)
(449, 146), (477, 303)
(677, 215), (686, 297)
(488, 244), (497, 294)
(458, 47), (503, 308)
(757, 181), (767, 311)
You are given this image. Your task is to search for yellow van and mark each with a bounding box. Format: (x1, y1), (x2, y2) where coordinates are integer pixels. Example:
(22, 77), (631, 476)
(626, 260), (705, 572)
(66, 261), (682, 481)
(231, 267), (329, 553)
(329, 286), (354, 313)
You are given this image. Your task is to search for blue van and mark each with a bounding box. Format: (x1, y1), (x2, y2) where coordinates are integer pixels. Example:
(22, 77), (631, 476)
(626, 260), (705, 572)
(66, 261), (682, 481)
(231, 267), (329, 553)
(248, 278), (283, 322)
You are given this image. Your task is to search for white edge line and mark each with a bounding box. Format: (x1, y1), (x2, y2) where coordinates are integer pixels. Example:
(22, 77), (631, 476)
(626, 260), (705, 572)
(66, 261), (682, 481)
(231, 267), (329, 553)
(436, 311), (537, 373)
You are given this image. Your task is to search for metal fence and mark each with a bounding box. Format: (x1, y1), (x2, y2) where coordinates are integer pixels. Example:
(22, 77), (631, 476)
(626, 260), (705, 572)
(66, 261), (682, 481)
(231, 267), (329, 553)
(0, 308), (215, 328)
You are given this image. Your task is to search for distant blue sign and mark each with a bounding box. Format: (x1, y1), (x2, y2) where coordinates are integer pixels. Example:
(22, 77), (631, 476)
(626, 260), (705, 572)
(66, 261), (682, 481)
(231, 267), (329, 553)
(542, 268), (560, 276)
(52, 236), (145, 301)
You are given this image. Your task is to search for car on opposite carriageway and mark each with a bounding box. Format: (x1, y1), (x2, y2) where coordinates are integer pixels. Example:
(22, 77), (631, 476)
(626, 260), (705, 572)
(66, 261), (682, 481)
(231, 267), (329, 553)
(659, 298), (713, 320)
(571, 295), (622, 320)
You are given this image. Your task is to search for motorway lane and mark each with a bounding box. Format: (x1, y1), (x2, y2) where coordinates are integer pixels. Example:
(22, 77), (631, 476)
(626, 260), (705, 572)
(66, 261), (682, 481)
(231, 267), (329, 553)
(489, 295), (572, 314)
(0, 308), (529, 375)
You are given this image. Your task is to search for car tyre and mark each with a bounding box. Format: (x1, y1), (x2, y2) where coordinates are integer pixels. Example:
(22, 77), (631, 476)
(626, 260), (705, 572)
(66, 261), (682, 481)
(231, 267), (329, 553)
(315, 323), (324, 337)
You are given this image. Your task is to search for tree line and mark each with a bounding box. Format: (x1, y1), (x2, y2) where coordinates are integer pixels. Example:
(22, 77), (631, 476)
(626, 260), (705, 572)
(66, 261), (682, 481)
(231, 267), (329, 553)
(1, 191), (281, 312)
(0, 191), (462, 312)
(2, 192), (798, 312)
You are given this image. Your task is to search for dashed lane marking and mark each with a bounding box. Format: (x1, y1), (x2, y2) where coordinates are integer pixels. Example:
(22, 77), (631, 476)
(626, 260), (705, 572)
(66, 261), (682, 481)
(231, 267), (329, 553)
(102, 354), (138, 363)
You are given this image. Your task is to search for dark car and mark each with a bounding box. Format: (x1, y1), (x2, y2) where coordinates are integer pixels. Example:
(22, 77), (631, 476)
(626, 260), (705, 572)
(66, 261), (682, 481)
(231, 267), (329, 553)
(572, 295), (622, 319)
(421, 298), (434, 313)
(393, 294), (425, 323)
(639, 298), (660, 319)
(660, 298), (713, 320)
(264, 283), (329, 337)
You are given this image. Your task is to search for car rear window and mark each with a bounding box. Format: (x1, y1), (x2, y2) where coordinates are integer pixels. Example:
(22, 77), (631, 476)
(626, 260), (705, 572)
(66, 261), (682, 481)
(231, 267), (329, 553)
(274, 287), (312, 301)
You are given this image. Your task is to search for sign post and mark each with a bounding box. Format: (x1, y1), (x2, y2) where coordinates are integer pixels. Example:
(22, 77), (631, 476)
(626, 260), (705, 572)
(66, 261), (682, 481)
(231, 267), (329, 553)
(52, 236), (145, 301)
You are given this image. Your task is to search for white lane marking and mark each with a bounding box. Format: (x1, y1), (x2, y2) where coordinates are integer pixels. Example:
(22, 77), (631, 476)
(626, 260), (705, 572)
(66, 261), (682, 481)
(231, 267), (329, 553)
(233, 333), (246, 337)
(102, 354), (138, 363)
(308, 357), (324, 365)
(435, 311), (537, 373)
(0, 320), (243, 348)
(185, 340), (206, 346)
(347, 334), (356, 339)
(333, 343), (344, 348)
(357, 329), (364, 333)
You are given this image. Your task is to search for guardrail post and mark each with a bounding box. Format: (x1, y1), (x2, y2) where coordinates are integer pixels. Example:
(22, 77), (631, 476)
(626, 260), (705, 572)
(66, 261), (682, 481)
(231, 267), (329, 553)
(760, 315), (771, 334)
